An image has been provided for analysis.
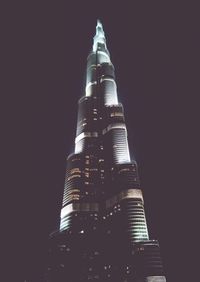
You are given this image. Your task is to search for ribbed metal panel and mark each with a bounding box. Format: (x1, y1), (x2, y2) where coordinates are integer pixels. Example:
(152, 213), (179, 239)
(101, 78), (118, 105)
(61, 153), (83, 208)
(121, 199), (149, 242)
(103, 128), (130, 164)
(60, 212), (99, 232)
(133, 241), (165, 277)
(145, 276), (166, 282)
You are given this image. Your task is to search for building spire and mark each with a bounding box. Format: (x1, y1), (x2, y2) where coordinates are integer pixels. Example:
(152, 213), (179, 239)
(96, 19), (104, 36)
(93, 19), (107, 52)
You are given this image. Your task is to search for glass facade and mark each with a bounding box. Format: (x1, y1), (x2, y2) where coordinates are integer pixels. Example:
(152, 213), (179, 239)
(45, 20), (166, 282)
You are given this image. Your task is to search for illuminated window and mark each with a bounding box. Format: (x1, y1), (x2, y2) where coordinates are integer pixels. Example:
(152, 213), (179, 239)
(110, 112), (123, 117)
(89, 168), (98, 171)
(118, 168), (131, 173)
(58, 244), (66, 248)
(71, 157), (81, 162)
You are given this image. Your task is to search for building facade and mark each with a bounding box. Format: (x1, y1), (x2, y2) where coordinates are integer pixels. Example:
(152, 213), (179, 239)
(45, 20), (166, 282)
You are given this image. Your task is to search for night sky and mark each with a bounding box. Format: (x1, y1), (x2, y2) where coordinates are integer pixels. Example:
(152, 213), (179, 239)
(3, 1), (198, 282)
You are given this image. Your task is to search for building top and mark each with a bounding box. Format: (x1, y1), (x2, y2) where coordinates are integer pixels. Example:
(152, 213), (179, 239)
(93, 19), (108, 52)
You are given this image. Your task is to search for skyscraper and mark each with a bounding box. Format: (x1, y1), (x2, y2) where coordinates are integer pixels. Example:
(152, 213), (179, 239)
(45, 20), (166, 282)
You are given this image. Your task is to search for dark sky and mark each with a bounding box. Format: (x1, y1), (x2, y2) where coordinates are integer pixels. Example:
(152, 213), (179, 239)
(3, 1), (198, 282)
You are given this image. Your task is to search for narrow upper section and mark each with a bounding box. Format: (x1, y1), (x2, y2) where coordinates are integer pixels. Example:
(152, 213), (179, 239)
(85, 20), (117, 104)
(93, 19), (107, 52)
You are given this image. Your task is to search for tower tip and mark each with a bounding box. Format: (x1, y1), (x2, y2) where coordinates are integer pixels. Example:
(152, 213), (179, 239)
(93, 19), (106, 52)
(97, 19), (102, 27)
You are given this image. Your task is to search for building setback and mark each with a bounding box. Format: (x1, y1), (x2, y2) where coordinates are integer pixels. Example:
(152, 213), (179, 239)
(45, 20), (166, 282)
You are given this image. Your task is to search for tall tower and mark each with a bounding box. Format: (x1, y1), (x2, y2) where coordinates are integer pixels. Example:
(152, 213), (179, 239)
(45, 20), (166, 282)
